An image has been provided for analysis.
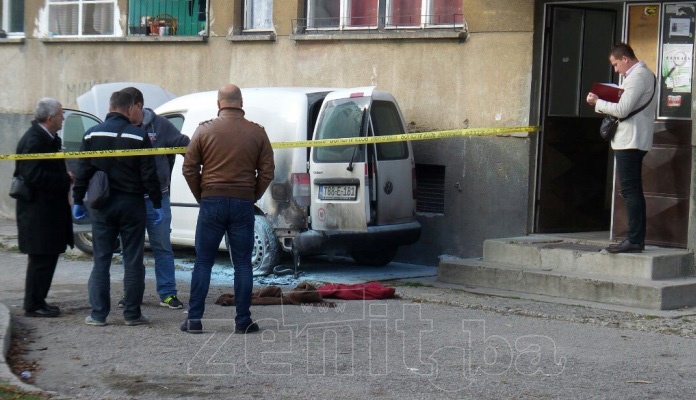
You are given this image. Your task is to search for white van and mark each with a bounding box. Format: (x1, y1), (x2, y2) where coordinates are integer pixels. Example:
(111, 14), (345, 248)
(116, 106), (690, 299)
(63, 86), (421, 275)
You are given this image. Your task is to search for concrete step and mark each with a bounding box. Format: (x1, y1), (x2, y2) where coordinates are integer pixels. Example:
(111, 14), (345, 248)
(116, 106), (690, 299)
(482, 236), (695, 280)
(438, 257), (696, 310)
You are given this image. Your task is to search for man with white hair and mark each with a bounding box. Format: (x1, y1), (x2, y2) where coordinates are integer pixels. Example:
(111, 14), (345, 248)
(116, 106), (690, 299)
(15, 97), (73, 318)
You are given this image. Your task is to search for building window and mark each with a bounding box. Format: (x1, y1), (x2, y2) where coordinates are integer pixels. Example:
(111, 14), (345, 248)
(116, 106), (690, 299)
(244, 0), (273, 31)
(1, 0), (24, 36)
(128, 0), (207, 37)
(388, 0), (462, 27)
(306, 0), (462, 30)
(47, 0), (117, 36)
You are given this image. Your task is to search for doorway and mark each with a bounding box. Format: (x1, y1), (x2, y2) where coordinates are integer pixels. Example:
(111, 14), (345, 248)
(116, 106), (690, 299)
(535, 1), (693, 248)
(535, 4), (621, 234)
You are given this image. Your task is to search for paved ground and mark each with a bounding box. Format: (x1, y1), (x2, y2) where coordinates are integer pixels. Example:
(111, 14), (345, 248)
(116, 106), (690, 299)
(1, 219), (696, 399)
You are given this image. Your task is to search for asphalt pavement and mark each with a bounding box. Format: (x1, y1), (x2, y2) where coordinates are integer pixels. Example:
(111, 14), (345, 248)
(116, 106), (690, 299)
(1, 218), (696, 399)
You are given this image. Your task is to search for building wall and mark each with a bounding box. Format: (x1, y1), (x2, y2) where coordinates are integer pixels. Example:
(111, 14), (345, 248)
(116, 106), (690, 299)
(0, 0), (535, 265)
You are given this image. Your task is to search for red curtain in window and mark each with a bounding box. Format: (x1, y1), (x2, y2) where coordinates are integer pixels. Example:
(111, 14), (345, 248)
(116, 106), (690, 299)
(351, 0), (378, 27)
(432, 0), (463, 24)
(390, 0), (421, 26)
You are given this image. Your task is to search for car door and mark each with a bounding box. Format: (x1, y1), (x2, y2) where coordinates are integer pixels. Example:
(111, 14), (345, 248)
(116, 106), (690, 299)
(309, 86), (375, 232)
(60, 109), (102, 236)
(368, 94), (416, 225)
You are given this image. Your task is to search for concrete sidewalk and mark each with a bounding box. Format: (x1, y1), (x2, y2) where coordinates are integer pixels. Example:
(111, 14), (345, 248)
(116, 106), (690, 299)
(2, 218), (696, 399)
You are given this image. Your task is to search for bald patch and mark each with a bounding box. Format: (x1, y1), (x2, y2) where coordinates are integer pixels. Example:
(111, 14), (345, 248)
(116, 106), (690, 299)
(218, 84), (242, 104)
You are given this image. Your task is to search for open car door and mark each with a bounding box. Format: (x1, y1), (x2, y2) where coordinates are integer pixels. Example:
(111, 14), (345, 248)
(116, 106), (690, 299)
(309, 86), (376, 232)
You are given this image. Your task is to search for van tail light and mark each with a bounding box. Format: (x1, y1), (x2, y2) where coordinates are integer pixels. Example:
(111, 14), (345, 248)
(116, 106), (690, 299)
(412, 167), (417, 199)
(291, 173), (311, 207)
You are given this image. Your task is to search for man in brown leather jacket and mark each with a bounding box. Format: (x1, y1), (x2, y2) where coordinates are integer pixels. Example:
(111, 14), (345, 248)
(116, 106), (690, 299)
(181, 84), (274, 334)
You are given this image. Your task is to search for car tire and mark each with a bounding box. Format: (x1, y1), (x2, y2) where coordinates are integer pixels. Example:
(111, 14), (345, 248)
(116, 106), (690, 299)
(73, 233), (121, 255)
(227, 215), (281, 276)
(351, 247), (397, 266)
(74, 232), (94, 254)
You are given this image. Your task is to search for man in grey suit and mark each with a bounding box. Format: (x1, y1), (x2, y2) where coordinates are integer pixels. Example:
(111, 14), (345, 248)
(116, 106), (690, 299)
(586, 43), (657, 253)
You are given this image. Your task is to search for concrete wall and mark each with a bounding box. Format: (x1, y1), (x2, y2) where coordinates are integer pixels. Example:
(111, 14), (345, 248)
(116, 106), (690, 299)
(0, 0), (535, 265)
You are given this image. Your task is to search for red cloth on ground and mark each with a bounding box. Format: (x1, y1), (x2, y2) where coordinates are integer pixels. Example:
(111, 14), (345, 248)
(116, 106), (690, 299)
(316, 281), (396, 300)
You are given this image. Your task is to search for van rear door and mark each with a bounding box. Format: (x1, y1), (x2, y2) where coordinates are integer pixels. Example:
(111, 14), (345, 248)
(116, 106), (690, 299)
(369, 94), (415, 225)
(309, 87), (375, 232)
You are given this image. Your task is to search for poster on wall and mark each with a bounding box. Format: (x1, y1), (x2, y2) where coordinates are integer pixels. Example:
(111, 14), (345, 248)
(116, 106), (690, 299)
(659, 3), (696, 119)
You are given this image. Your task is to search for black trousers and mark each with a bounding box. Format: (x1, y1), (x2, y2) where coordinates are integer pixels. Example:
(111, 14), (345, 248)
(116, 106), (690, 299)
(615, 149), (648, 244)
(24, 253), (60, 311)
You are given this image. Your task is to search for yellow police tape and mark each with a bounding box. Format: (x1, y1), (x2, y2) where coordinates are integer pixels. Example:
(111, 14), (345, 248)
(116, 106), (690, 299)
(0, 126), (537, 161)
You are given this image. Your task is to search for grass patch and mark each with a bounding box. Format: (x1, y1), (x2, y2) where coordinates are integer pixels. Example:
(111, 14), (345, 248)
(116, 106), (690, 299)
(644, 315), (659, 320)
(0, 384), (48, 400)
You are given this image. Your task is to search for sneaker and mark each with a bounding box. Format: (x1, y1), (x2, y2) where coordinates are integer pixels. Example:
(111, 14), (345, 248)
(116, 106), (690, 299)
(124, 314), (150, 326)
(117, 295), (125, 308)
(85, 316), (106, 326)
(180, 319), (203, 334)
(234, 322), (260, 334)
(160, 295), (184, 309)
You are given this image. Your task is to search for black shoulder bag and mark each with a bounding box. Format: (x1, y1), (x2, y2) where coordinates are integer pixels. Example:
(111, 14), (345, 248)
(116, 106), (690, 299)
(600, 75), (656, 141)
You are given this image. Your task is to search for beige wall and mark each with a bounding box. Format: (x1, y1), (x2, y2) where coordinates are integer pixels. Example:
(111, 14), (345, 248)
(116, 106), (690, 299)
(0, 0), (536, 262)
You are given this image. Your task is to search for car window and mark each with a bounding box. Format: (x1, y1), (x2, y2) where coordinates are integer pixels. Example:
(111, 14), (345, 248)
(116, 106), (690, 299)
(164, 114), (185, 132)
(371, 100), (408, 160)
(313, 97), (369, 163)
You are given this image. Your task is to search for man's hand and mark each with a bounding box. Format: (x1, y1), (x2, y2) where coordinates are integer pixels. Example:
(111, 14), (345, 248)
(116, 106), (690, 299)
(586, 92), (599, 106)
(152, 208), (164, 226)
(72, 204), (88, 220)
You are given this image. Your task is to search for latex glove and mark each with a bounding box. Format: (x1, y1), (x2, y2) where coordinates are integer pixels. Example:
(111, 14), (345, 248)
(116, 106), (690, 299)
(72, 204), (88, 220)
(152, 208), (164, 226)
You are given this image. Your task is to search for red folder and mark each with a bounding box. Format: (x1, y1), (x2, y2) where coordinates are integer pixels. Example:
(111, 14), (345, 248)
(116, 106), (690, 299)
(591, 82), (623, 103)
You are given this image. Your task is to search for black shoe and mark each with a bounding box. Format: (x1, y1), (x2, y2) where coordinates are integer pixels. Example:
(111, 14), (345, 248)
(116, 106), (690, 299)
(606, 240), (642, 254)
(180, 319), (203, 334)
(235, 322), (260, 334)
(43, 303), (60, 312)
(25, 307), (60, 318)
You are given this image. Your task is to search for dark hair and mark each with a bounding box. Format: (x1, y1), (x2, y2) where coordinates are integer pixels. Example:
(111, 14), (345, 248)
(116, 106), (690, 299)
(110, 90), (136, 110)
(121, 86), (144, 105)
(610, 43), (637, 61)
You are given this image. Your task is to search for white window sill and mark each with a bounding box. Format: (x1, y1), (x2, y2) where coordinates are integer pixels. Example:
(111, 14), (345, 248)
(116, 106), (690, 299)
(0, 37), (24, 44)
(227, 32), (276, 42)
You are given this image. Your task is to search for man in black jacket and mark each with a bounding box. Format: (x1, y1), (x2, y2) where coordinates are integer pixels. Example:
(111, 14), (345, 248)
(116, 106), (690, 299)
(15, 97), (73, 318)
(72, 90), (163, 327)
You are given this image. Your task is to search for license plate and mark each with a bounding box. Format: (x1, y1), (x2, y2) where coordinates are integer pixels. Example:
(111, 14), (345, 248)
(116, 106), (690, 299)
(319, 185), (357, 200)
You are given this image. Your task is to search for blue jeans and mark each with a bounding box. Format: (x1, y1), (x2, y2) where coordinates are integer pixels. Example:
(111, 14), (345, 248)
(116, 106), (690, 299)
(615, 149), (648, 244)
(187, 197), (255, 326)
(145, 193), (177, 301)
(89, 192), (146, 322)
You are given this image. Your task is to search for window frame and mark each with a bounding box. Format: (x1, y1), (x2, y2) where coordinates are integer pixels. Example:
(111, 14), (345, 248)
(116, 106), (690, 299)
(305, 0), (464, 31)
(243, 0), (274, 32)
(385, 0), (463, 28)
(1, 0), (24, 37)
(46, 0), (118, 37)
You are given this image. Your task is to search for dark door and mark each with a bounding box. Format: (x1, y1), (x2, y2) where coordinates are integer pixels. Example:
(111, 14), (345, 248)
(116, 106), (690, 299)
(536, 6), (618, 233)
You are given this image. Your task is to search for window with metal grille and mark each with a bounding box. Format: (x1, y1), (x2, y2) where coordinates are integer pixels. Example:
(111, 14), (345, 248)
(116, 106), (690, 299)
(305, 0), (463, 30)
(415, 163), (445, 214)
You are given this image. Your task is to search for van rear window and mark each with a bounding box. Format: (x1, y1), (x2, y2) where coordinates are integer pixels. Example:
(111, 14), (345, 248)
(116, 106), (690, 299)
(313, 97), (369, 163)
(371, 101), (408, 160)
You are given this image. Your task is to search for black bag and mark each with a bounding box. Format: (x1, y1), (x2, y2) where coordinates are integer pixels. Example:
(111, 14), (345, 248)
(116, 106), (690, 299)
(599, 75), (656, 142)
(600, 115), (619, 141)
(85, 170), (110, 209)
(9, 175), (32, 202)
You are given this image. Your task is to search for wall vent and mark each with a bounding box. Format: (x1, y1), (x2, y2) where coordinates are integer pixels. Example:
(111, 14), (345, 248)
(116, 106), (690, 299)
(415, 164), (445, 214)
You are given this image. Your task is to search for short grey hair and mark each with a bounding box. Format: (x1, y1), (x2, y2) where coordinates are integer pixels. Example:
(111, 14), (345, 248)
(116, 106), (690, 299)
(34, 98), (62, 122)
